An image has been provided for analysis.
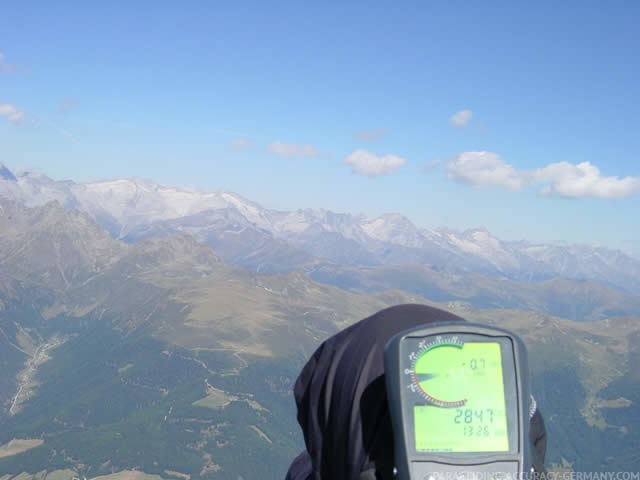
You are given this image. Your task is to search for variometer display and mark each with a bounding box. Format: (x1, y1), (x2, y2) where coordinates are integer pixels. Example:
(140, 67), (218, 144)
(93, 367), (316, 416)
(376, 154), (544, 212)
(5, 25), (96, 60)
(409, 338), (508, 452)
(384, 322), (531, 480)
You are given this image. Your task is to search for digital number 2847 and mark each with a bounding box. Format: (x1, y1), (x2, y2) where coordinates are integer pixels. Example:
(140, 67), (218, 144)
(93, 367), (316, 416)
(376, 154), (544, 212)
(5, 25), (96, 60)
(454, 409), (494, 424)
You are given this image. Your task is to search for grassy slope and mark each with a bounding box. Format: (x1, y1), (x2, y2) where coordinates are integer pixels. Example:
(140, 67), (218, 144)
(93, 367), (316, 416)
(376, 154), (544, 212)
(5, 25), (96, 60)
(0, 216), (638, 476)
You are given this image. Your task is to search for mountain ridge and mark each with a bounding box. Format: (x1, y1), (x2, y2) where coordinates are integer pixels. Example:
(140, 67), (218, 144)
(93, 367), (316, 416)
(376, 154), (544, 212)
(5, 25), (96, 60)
(1, 164), (639, 296)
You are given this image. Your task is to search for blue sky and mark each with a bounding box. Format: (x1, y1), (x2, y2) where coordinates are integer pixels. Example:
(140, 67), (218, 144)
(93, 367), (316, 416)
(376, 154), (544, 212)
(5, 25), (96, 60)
(1, 1), (639, 255)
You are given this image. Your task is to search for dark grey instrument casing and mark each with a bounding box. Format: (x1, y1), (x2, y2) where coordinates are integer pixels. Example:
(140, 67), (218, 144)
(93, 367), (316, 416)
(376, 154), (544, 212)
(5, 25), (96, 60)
(384, 321), (532, 480)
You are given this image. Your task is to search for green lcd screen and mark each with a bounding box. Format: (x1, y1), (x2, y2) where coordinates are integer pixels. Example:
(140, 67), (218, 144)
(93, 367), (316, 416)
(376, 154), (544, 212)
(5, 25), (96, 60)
(413, 341), (509, 453)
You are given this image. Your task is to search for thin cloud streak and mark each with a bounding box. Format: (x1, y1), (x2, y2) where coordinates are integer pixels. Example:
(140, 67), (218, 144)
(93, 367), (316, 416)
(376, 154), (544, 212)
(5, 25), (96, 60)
(230, 138), (254, 149)
(59, 97), (78, 113)
(354, 129), (387, 142)
(31, 114), (79, 143)
(269, 141), (319, 158)
(212, 128), (254, 138)
(421, 159), (442, 174)
(0, 52), (17, 73)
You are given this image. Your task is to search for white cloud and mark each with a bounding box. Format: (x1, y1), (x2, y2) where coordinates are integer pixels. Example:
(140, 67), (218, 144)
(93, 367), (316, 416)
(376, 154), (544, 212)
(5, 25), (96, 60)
(446, 152), (523, 190)
(0, 104), (24, 123)
(450, 109), (473, 128)
(269, 141), (318, 158)
(0, 52), (16, 73)
(534, 161), (640, 200)
(344, 149), (406, 177)
(354, 129), (387, 142)
(446, 151), (640, 200)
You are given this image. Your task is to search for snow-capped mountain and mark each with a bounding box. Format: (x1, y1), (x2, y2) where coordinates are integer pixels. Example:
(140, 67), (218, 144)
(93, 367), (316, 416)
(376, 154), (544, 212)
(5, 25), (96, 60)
(71, 178), (274, 237)
(1, 162), (639, 294)
(0, 163), (17, 181)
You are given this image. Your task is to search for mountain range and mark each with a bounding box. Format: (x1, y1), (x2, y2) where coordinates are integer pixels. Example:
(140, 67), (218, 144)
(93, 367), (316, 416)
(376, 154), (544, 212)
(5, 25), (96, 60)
(1, 163), (639, 300)
(0, 191), (639, 478)
(0, 199), (640, 480)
